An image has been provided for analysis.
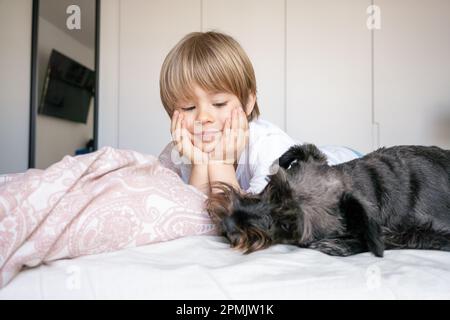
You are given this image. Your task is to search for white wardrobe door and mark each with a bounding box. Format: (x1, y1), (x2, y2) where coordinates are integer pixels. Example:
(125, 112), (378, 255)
(119, 0), (201, 154)
(286, 0), (373, 153)
(203, 0), (286, 130)
(99, 0), (120, 149)
(374, 0), (450, 149)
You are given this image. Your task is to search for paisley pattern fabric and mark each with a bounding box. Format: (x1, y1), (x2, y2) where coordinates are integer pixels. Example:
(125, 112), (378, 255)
(0, 147), (217, 288)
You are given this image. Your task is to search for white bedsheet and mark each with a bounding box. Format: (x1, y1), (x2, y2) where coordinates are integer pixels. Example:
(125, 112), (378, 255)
(1, 235), (449, 299)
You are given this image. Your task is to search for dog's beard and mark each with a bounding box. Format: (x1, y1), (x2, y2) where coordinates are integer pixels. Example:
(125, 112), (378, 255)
(232, 227), (272, 254)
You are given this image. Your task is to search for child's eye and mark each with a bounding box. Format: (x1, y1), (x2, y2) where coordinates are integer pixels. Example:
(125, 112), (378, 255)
(213, 101), (227, 107)
(182, 106), (195, 111)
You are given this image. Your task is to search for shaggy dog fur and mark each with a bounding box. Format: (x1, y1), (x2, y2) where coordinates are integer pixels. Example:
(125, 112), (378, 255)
(206, 144), (450, 257)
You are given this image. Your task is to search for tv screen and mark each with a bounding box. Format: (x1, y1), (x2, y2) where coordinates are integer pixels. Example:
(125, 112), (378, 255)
(38, 49), (94, 123)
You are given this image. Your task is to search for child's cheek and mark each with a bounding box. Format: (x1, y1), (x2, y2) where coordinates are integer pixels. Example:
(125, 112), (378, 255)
(183, 118), (194, 134)
(221, 107), (236, 127)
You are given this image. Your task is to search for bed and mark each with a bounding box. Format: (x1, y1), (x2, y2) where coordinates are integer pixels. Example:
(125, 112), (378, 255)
(1, 147), (449, 299)
(1, 235), (449, 299)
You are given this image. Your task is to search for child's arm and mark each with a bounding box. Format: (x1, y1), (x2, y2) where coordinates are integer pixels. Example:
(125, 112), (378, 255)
(159, 141), (210, 194)
(208, 163), (240, 194)
(189, 164), (210, 194)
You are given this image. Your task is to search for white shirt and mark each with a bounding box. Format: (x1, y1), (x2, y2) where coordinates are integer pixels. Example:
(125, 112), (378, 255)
(158, 118), (362, 194)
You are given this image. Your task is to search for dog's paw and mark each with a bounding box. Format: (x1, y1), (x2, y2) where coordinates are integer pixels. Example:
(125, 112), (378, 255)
(307, 238), (365, 256)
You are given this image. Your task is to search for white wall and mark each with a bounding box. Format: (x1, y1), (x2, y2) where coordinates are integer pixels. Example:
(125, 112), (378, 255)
(119, 0), (201, 155)
(374, 0), (450, 149)
(287, 0), (373, 152)
(0, 0), (32, 174)
(203, 0), (286, 131)
(1, 0), (449, 174)
(98, 0), (119, 148)
(99, 0), (450, 157)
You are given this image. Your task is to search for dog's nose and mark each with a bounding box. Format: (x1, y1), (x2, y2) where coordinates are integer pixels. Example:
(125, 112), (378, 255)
(226, 232), (242, 247)
(223, 217), (236, 232)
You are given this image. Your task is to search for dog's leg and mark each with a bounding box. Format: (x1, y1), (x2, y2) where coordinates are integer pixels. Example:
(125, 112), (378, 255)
(340, 192), (385, 257)
(307, 238), (368, 256)
(385, 225), (450, 251)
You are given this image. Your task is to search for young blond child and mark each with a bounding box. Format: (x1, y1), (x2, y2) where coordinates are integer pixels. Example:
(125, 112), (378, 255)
(158, 31), (360, 195)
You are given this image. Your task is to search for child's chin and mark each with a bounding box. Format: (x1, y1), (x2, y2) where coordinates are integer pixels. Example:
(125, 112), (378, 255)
(202, 143), (218, 154)
(192, 139), (219, 154)
(201, 141), (219, 154)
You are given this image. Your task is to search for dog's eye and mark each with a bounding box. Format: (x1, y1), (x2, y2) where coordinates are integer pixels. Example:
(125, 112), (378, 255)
(287, 159), (299, 170)
(281, 223), (291, 232)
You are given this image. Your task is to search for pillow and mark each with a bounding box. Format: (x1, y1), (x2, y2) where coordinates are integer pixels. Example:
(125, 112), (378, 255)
(0, 147), (217, 288)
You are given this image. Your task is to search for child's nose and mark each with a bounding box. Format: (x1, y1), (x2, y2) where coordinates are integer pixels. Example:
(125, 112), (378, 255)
(196, 108), (213, 123)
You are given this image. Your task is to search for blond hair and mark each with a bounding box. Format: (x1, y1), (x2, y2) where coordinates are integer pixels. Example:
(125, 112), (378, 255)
(159, 31), (260, 121)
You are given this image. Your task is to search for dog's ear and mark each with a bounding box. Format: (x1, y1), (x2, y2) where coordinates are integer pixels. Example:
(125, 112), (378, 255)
(277, 144), (328, 170)
(340, 192), (384, 257)
(264, 167), (293, 203)
(206, 182), (240, 225)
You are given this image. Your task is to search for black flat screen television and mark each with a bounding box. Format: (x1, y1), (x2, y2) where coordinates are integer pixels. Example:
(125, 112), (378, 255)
(38, 49), (94, 123)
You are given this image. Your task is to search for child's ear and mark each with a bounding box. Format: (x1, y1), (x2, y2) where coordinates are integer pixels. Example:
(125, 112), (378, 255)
(244, 91), (256, 116)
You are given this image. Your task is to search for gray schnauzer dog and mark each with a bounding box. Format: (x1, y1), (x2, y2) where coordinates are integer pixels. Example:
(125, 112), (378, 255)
(206, 144), (450, 257)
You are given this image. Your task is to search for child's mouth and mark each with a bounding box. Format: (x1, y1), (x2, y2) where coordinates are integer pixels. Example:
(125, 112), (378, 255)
(194, 131), (219, 142)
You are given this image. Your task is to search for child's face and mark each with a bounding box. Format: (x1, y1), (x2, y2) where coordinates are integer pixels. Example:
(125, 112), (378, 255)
(175, 84), (252, 153)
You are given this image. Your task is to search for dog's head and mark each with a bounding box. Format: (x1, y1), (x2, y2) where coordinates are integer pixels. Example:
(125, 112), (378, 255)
(206, 144), (340, 253)
(206, 144), (384, 256)
(206, 182), (275, 253)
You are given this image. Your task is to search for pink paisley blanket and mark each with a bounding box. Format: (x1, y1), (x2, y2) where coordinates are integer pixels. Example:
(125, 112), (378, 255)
(0, 147), (217, 288)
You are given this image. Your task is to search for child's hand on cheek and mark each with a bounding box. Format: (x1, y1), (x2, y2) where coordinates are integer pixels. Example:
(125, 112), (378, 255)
(171, 111), (209, 165)
(208, 107), (249, 165)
